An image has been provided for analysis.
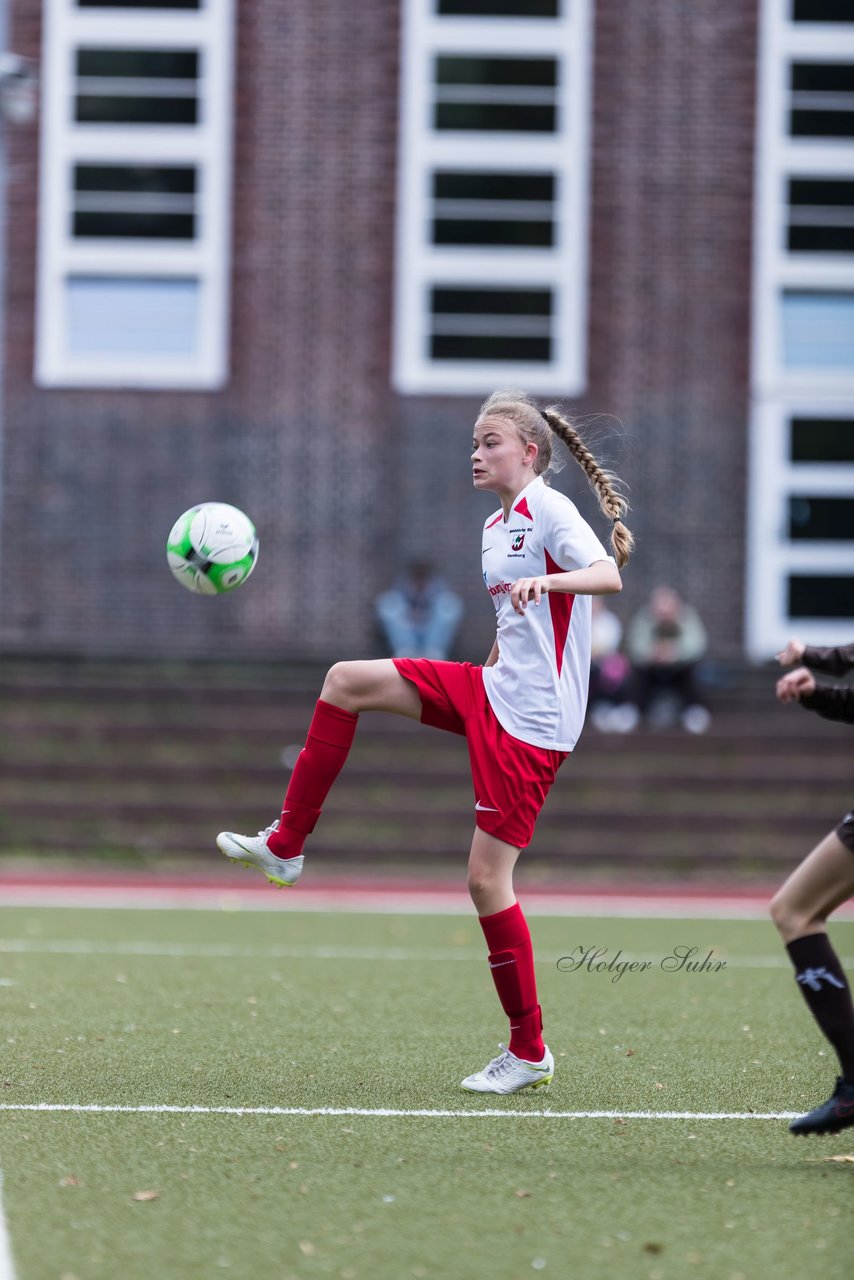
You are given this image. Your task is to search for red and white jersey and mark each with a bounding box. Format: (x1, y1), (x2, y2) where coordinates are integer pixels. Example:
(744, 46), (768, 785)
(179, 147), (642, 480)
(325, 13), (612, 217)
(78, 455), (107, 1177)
(481, 476), (612, 751)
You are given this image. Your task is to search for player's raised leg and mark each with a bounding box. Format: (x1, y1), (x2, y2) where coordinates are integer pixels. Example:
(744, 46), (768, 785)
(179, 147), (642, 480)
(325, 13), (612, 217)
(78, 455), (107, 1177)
(461, 828), (554, 1094)
(216, 660), (422, 886)
(770, 829), (854, 1134)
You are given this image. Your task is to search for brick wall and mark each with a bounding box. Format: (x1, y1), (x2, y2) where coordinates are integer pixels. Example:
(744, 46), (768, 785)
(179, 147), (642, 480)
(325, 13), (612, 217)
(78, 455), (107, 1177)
(0, 0), (757, 663)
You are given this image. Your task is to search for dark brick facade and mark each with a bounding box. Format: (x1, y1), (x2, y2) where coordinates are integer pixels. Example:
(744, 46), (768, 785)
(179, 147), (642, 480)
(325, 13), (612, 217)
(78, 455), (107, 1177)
(0, 0), (757, 662)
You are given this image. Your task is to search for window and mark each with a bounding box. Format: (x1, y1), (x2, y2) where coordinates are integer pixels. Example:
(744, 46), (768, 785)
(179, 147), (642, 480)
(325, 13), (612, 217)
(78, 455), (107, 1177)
(790, 415), (854, 461)
(432, 171), (556, 247)
(78, 1), (201, 8)
(434, 55), (559, 133)
(788, 495), (854, 539)
(430, 285), (552, 361)
(66, 276), (199, 355)
(72, 164), (197, 240)
(74, 48), (200, 126)
(748, 2), (854, 654)
(789, 575), (854, 617)
(792, 1), (854, 24)
(790, 61), (854, 139)
(781, 291), (854, 368)
(36, 0), (234, 388)
(437, 1), (560, 16)
(787, 177), (854, 252)
(394, 0), (591, 394)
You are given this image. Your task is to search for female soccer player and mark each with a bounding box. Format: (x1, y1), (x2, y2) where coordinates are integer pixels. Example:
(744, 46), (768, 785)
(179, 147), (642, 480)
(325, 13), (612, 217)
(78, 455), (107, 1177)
(772, 638), (854, 1134)
(218, 389), (632, 1094)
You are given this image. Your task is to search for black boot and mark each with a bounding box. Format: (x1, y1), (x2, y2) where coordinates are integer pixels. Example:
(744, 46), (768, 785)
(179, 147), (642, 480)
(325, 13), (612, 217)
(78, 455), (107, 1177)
(789, 1077), (854, 1136)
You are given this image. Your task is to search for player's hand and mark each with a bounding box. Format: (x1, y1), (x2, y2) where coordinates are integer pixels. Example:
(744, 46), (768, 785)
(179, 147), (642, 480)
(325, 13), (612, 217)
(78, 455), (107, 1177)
(776, 637), (805, 666)
(511, 576), (550, 615)
(776, 667), (816, 703)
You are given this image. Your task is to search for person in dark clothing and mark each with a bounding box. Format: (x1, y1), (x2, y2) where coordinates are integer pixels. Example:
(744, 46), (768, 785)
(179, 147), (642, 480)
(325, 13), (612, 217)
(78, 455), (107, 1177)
(770, 638), (854, 1135)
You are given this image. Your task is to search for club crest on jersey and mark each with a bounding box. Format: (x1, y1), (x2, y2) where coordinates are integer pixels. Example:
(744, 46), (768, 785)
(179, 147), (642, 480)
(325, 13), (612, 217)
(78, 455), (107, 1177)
(511, 533), (526, 551)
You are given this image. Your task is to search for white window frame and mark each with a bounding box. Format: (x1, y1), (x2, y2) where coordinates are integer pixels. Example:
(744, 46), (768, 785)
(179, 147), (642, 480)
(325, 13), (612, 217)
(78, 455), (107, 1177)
(393, 0), (591, 395)
(747, 0), (854, 657)
(35, 0), (234, 389)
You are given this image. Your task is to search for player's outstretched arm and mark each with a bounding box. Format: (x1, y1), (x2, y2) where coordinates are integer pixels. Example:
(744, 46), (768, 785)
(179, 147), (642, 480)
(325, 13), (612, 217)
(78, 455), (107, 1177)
(510, 559), (621, 615)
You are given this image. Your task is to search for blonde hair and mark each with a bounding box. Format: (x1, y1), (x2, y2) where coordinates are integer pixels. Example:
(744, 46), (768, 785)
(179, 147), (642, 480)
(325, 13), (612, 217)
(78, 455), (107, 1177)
(478, 388), (634, 569)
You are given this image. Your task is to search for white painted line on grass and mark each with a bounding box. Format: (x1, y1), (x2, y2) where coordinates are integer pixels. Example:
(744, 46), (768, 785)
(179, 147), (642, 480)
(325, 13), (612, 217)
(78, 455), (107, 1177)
(0, 938), (850, 969)
(0, 1103), (800, 1121)
(3, 885), (853, 921)
(0, 1169), (17, 1280)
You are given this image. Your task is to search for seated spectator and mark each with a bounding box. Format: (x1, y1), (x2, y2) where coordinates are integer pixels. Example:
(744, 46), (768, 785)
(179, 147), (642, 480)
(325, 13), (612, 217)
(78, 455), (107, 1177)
(376, 559), (463, 660)
(588, 598), (633, 731)
(625, 586), (711, 732)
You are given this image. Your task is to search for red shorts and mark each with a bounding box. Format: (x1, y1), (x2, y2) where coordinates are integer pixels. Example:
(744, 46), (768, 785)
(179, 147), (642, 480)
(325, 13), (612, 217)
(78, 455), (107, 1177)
(393, 658), (568, 849)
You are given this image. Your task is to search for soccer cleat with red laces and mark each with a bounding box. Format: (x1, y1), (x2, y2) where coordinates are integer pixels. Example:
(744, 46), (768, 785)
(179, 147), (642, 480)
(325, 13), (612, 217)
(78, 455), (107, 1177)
(789, 1077), (854, 1135)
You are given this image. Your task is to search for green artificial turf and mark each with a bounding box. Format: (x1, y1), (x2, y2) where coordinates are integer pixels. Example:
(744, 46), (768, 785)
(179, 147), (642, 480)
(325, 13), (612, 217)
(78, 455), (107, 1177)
(0, 906), (851, 1279)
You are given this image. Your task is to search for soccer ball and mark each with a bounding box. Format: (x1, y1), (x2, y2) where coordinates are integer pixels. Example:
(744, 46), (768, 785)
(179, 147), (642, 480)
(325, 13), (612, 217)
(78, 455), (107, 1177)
(166, 502), (259, 595)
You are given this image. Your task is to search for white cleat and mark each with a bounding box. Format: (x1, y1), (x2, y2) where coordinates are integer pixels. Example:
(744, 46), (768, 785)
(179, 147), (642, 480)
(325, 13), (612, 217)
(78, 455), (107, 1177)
(216, 821), (304, 888)
(461, 1044), (554, 1094)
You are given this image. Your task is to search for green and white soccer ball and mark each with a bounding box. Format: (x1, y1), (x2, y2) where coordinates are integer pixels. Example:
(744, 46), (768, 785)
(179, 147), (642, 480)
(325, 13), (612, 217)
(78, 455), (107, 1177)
(167, 502), (259, 595)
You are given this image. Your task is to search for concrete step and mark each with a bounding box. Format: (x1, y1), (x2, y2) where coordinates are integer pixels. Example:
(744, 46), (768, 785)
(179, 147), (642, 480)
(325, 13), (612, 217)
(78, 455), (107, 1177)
(0, 660), (849, 872)
(0, 757), (850, 789)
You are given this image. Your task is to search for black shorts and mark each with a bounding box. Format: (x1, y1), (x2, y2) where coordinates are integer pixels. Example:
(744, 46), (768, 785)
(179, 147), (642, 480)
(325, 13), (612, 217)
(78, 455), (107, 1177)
(836, 809), (854, 852)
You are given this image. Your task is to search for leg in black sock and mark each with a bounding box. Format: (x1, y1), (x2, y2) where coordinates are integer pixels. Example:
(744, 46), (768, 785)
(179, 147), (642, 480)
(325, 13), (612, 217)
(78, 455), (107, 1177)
(786, 933), (854, 1081)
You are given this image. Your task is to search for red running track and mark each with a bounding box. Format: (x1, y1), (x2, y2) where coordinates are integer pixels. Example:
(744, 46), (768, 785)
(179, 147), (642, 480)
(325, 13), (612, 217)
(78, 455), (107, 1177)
(0, 868), (852, 918)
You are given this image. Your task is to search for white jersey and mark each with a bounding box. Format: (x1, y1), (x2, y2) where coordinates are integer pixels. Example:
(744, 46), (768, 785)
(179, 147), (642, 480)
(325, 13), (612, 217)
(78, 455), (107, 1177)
(481, 476), (612, 751)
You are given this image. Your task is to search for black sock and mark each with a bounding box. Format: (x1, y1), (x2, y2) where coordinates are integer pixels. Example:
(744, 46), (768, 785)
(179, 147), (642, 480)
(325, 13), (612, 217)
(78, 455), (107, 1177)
(786, 933), (854, 1082)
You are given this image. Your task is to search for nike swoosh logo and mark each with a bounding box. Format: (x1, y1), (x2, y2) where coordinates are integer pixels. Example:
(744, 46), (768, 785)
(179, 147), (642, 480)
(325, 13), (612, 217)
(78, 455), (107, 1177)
(475, 802), (500, 812)
(230, 838), (259, 856)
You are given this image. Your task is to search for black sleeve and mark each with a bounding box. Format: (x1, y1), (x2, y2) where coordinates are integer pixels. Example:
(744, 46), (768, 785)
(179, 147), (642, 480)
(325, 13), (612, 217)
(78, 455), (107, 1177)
(800, 680), (854, 725)
(802, 643), (854, 677)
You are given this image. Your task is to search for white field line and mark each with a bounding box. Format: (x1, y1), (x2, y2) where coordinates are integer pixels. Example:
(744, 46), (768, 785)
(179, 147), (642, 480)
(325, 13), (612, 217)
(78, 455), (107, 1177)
(3, 884), (853, 921)
(0, 938), (851, 968)
(0, 1102), (800, 1121)
(0, 1170), (16, 1280)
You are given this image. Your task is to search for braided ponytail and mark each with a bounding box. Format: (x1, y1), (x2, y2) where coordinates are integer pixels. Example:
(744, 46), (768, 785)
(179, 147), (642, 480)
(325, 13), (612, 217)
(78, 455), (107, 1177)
(477, 390), (633, 569)
(541, 407), (634, 569)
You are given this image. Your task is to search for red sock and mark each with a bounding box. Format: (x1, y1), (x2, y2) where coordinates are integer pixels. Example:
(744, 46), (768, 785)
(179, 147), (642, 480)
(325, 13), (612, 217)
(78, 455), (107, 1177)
(478, 903), (545, 1062)
(266, 699), (359, 859)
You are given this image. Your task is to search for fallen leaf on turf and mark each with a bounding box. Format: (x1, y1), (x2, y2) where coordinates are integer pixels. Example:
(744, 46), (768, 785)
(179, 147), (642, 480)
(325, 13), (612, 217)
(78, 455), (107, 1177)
(132, 1190), (160, 1202)
(822, 1154), (854, 1163)
(625, 1049), (634, 1057)
(515, 1188), (532, 1198)
(60, 1175), (81, 1187)
(643, 1242), (663, 1254)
